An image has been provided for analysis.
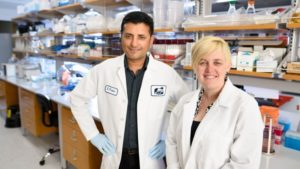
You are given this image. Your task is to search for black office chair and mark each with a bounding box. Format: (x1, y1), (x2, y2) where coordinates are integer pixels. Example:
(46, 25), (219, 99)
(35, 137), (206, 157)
(36, 93), (60, 166)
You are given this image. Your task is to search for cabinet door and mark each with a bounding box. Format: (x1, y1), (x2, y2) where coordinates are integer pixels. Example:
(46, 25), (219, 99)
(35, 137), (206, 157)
(61, 106), (102, 169)
(63, 143), (92, 169)
(0, 80), (18, 115)
(62, 123), (89, 155)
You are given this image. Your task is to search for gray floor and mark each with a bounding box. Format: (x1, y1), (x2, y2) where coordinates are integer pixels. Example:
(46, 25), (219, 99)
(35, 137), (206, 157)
(0, 116), (61, 169)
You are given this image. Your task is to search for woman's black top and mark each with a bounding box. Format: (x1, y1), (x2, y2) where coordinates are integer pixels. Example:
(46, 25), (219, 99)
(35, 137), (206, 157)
(190, 120), (201, 145)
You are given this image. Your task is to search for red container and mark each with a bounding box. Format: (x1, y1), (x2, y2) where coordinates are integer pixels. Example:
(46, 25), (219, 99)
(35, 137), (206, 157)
(274, 125), (284, 145)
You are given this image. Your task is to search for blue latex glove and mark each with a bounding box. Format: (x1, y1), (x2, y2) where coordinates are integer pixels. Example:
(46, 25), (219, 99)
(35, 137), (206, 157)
(149, 140), (166, 159)
(90, 133), (116, 156)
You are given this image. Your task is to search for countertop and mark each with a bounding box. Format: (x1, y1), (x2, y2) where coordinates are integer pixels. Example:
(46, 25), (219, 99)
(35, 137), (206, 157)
(0, 75), (100, 118)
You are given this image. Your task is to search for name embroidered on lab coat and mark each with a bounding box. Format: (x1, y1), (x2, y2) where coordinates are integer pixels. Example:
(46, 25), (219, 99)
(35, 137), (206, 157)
(151, 85), (166, 96)
(105, 85), (118, 96)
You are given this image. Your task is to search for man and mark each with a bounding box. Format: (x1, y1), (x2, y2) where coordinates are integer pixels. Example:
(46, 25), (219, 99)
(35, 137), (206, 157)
(69, 11), (189, 169)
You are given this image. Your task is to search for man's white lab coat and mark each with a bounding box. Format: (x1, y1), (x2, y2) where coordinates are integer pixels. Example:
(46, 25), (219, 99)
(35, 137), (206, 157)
(166, 79), (264, 169)
(69, 54), (189, 169)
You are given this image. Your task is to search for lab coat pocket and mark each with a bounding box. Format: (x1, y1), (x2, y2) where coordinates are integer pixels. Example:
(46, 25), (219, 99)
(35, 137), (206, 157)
(205, 130), (232, 150)
(152, 96), (168, 117)
(200, 131), (233, 168)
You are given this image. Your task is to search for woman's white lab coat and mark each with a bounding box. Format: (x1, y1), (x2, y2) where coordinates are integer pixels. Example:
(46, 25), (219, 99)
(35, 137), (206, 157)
(69, 54), (189, 169)
(166, 79), (264, 169)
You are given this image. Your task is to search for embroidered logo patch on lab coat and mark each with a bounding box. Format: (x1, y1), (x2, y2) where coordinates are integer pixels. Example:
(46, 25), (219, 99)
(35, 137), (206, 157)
(151, 85), (166, 96)
(105, 85), (118, 96)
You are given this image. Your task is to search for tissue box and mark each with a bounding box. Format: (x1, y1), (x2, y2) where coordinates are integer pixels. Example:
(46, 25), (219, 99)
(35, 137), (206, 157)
(256, 60), (278, 72)
(284, 131), (300, 151)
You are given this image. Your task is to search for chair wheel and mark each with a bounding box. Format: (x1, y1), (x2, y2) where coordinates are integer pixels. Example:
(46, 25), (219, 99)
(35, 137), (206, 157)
(39, 160), (45, 166)
(49, 148), (54, 153)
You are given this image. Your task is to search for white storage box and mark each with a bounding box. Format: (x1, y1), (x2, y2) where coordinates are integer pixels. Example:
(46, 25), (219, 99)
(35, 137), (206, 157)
(3, 64), (16, 77)
(256, 60), (278, 72)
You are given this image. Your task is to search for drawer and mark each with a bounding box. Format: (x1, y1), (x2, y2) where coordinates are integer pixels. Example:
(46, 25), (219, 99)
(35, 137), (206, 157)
(21, 115), (32, 130)
(19, 89), (35, 107)
(61, 106), (78, 129)
(21, 105), (33, 119)
(62, 123), (89, 155)
(63, 144), (90, 169)
(23, 115), (35, 134)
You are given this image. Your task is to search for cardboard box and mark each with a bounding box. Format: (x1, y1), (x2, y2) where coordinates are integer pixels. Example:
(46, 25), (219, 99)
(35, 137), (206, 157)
(287, 62), (300, 74)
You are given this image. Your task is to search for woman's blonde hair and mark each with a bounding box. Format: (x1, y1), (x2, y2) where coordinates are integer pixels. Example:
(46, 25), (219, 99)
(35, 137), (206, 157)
(191, 36), (231, 73)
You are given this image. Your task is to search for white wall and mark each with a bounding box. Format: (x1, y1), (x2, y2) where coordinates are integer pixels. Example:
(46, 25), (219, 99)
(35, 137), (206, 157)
(0, 8), (17, 21)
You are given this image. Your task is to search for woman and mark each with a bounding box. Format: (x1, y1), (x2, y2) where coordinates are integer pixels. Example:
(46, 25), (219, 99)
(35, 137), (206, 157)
(166, 36), (264, 169)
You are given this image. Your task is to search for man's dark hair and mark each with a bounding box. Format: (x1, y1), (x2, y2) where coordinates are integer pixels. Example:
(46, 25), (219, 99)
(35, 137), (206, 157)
(121, 11), (154, 35)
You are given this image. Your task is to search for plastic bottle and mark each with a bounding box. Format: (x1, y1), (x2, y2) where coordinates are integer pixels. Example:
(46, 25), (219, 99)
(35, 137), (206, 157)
(246, 0), (256, 14)
(227, 0), (237, 15)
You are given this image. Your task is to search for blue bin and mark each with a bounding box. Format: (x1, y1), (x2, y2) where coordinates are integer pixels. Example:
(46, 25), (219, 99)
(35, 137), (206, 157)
(284, 131), (300, 151)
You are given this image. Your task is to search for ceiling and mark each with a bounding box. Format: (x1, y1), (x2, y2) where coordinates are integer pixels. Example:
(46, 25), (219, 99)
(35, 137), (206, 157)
(0, 0), (31, 21)
(0, 0), (30, 8)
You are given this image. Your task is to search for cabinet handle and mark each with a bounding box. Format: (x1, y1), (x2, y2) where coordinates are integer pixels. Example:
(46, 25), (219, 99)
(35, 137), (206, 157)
(71, 130), (77, 141)
(69, 117), (76, 123)
(72, 149), (77, 161)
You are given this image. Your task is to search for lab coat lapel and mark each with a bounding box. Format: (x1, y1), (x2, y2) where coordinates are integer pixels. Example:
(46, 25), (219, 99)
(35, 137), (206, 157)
(184, 97), (221, 169)
(137, 56), (153, 117)
(185, 80), (234, 168)
(188, 80), (233, 155)
(116, 55), (127, 96)
(181, 90), (199, 164)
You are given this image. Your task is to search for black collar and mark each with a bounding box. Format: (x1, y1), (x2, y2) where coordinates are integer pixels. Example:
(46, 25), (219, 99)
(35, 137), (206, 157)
(124, 55), (149, 71)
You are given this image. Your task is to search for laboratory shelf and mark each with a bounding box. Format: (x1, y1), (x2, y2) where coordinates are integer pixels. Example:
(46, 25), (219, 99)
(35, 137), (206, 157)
(287, 22), (300, 29)
(84, 0), (131, 8)
(222, 36), (276, 41)
(37, 9), (64, 19)
(52, 3), (88, 15)
(12, 3), (87, 22)
(12, 13), (43, 23)
(229, 69), (274, 79)
(282, 73), (300, 81)
(184, 23), (278, 32)
(13, 28), (176, 38)
(154, 28), (174, 32)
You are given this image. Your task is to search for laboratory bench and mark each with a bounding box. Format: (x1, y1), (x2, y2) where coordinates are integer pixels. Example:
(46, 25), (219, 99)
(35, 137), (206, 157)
(1, 75), (300, 169)
(0, 75), (101, 169)
(260, 145), (300, 169)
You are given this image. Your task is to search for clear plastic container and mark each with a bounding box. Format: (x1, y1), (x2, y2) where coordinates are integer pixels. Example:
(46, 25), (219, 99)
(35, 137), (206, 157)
(167, 0), (184, 28)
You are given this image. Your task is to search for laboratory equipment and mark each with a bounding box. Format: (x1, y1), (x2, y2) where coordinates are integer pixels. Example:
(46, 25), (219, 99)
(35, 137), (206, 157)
(262, 116), (275, 154)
